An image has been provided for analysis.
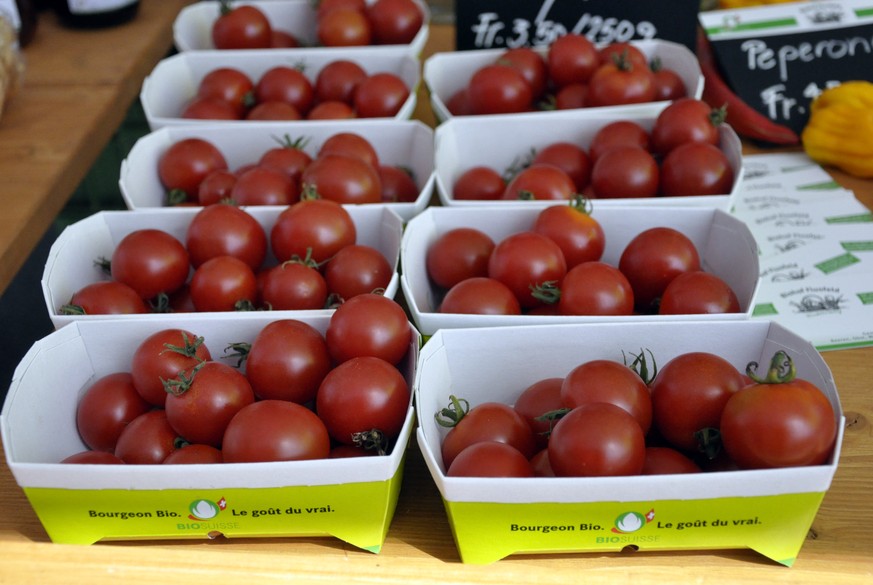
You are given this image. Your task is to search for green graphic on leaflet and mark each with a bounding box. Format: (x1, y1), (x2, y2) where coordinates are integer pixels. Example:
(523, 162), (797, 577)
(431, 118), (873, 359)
(22, 474), (403, 552)
(444, 492), (825, 565)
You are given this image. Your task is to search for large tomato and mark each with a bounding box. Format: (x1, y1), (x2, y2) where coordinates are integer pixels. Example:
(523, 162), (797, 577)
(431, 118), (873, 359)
(487, 231), (567, 309)
(547, 33), (599, 88)
(185, 203), (267, 270)
(502, 163), (576, 201)
(164, 361), (255, 447)
(301, 153), (381, 204)
(650, 97), (721, 156)
(323, 244), (393, 300)
(720, 351), (837, 469)
(76, 372), (151, 453)
(353, 72), (410, 117)
(532, 197), (604, 268)
(548, 402), (646, 477)
(212, 3), (271, 49)
(260, 260), (328, 310)
(255, 66), (315, 116)
(561, 359), (651, 433)
(466, 64), (532, 115)
(230, 166), (298, 206)
(366, 0), (423, 45)
(316, 356), (410, 448)
(196, 67), (254, 117)
(189, 255), (258, 312)
(659, 271), (740, 315)
(650, 351), (746, 454)
(243, 319), (332, 404)
(553, 261), (634, 316)
(585, 55), (656, 108)
(130, 328), (212, 407)
(63, 281), (149, 316)
(257, 136), (313, 184)
(314, 59), (367, 104)
(325, 293), (411, 365)
(439, 277), (521, 316)
(111, 229), (190, 300)
(270, 198), (357, 264)
(222, 400), (331, 463)
(660, 142), (734, 197)
(590, 145), (659, 199)
(426, 227), (495, 289)
(158, 138), (227, 201)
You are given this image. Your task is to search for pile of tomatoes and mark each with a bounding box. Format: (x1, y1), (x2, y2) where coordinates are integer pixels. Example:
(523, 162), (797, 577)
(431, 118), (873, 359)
(63, 199), (395, 315)
(211, 0), (424, 50)
(426, 203), (739, 316)
(182, 59), (410, 122)
(438, 349), (837, 478)
(64, 296), (414, 465)
(445, 35), (687, 117)
(158, 133), (418, 207)
(452, 98), (735, 201)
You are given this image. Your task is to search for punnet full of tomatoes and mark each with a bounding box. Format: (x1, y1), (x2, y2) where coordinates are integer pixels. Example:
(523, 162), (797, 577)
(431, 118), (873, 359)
(157, 131), (419, 206)
(426, 203), (740, 317)
(443, 35), (688, 117)
(63, 294), (415, 465)
(451, 97), (736, 201)
(208, 0), (425, 50)
(437, 349), (838, 478)
(61, 200), (396, 315)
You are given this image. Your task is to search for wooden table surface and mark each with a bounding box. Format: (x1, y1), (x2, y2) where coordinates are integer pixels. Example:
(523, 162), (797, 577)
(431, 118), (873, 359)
(1, 4), (872, 584)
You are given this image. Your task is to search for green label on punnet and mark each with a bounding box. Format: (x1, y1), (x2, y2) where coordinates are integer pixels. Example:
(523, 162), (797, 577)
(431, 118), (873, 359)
(444, 492), (826, 565)
(815, 253), (861, 275)
(753, 303), (779, 316)
(22, 471), (403, 552)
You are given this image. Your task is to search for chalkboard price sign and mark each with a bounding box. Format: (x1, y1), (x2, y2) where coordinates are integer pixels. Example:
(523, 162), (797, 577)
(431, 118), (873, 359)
(454, 0), (700, 51)
(699, 1), (873, 135)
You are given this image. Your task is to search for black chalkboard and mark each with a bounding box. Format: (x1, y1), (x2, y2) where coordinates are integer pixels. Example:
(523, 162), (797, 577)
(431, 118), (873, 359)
(454, 0), (700, 51)
(706, 20), (873, 135)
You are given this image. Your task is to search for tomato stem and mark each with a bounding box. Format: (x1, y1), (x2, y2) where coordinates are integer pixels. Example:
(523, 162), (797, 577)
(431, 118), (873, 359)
(223, 342), (251, 368)
(693, 427), (722, 461)
(746, 350), (797, 384)
(434, 395), (470, 428)
(163, 360), (206, 396)
(534, 407), (571, 437)
(530, 280), (560, 305)
(623, 348), (658, 385)
(352, 429), (389, 456)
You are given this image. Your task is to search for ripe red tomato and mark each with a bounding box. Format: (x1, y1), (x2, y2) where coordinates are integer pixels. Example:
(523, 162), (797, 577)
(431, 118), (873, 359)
(110, 229), (190, 300)
(439, 277), (521, 316)
(163, 444), (224, 464)
(530, 448), (555, 477)
(255, 66), (315, 116)
(502, 163), (576, 201)
(590, 145), (659, 199)
(323, 244), (393, 300)
(426, 227), (495, 289)
(378, 164), (419, 202)
(533, 198), (604, 268)
(197, 169), (237, 206)
(244, 319), (332, 404)
(260, 260), (328, 310)
(63, 281), (150, 316)
(245, 101), (303, 121)
(164, 361), (255, 447)
(641, 447), (701, 475)
(618, 226), (701, 312)
(317, 0), (366, 20)
(231, 165), (299, 206)
(301, 153), (381, 204)
(189, 255), (258, 312)
(650, 351), (746, 454)
(316, 355), (410, 446)
(325, 293), (411, 365)
(318, 6), (372, 46)
(585, 55), (656, 108)
(548, 402), (646, 477)
(588, 120), (651, 163)
(222, 400), (331, 463)
(531, 142), (591, 192)
(651, 59), (687, 101)
(440, 401), (536, 469)
(114, 410), (179, 464)
(561, 359), (651, 433)
(720, 351), (837, 469)
(314, 59), (367, 104)
(513, 377), (564, 450)
(488, 231), (567, 309)
(353, 72), (410, 117)
(76, 372), (151, 452)
(366, 0), (423, 45)
(257, 136), (313, 183)
(447, 442), (534, 478)
(547, 33), (599, 88)
(599, 42), (648, 68)
(196, 67), (254, 117)
(270, 29), (301, 48)
(61, 450), (125, 464)
(650, 97), (721, 155)
(554, 261), (634, 316)
(185, 203), (267, 270)
(270, 198), (357, 264)
(130, 328), (212, 407)
(554, 82), (588, 109)
(181, 96), (241, 121)
(660, 141), (735, 197)
(466, 64), (532, 115)
(452, 166), (505, 201)
(659, 271), (740, 315)
(212, 4), (271, 49)
(318, 132), (380, 168)
(158, 138), (227, 201)
(497, 47), (548, 99)
(307, 100), (357, 120)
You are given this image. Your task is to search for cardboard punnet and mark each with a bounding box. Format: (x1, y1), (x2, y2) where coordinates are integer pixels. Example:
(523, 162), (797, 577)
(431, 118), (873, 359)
(119, 120), (436, 220)
(1, 314), (419, 550)
(141, 48), (420, 130)
(423, 39), (703, 123)
(173, 0), (431, 57)
(414, 320), (843, 565)
(400, 206), (760, 336)
(42, 206), (404, 329)
(433, 111), (744, 210)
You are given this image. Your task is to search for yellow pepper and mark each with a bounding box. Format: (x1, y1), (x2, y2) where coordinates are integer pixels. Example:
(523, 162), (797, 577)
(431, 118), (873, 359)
(801, 81), (873, 179)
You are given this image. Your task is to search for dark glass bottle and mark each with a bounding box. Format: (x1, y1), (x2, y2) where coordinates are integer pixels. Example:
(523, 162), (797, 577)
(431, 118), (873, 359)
(0, 0), (38, 46)
(53, 0), (139, 29)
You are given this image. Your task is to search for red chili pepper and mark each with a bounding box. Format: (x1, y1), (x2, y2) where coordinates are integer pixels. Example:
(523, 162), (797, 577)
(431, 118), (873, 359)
(696, 29), (800, 146)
